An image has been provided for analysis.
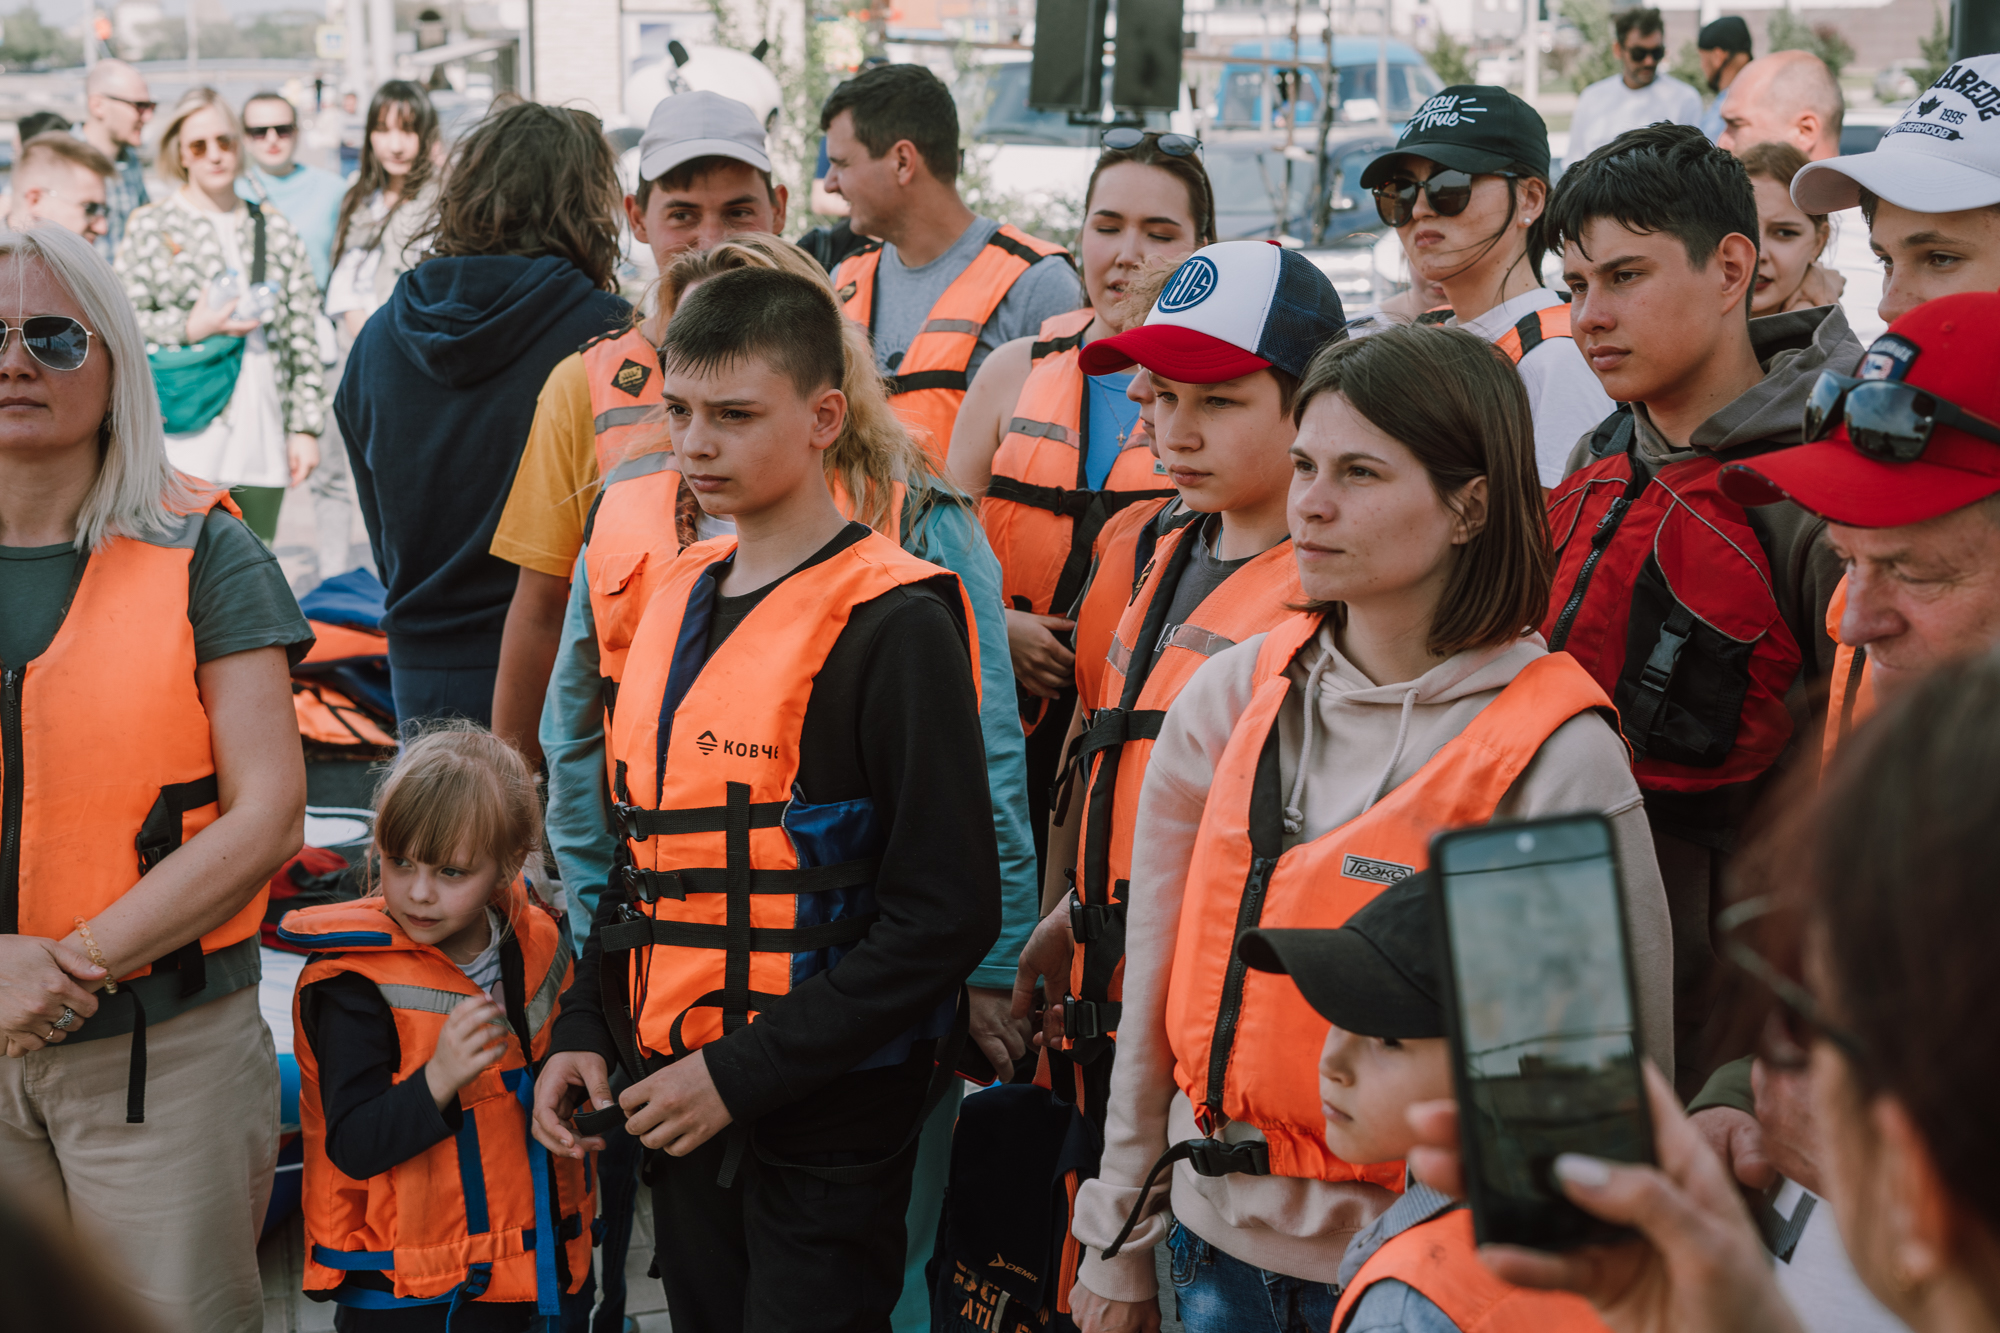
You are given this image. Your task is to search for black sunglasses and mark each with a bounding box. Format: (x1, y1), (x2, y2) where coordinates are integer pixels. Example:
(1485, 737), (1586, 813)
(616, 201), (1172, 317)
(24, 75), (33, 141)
(1102, 128), (1202, 158)
(0, 316), (94, 372)
(1804, 370), (2000, 462)
(1718, 897), (1869, 1074)
(1372, 168), (1516, 228)
(1625, 43), (1666, 63)
(244, 123), (298, 139)
(81, 200), (108, 219)
(101, 93), (158, 114)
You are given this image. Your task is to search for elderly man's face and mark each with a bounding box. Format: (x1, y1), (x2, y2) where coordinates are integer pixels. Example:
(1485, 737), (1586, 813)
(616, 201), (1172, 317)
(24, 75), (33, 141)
(1829, 504), (2000, 696)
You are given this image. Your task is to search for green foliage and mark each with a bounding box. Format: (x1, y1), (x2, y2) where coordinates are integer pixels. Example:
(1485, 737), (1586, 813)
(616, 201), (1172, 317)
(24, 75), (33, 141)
(137, 14), (317, 61)
(1428, 29), (1474, 89)
(1919, 6), (1951, 88)
(0, 2), (79, 70)
(1561, 0), (1618, 93)
(1670, 39), (1704, 93)
(1766, 10), (1854, 81)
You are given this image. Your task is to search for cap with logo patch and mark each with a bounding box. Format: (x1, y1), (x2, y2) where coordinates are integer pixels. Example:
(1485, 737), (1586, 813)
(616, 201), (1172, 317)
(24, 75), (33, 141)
(1357, 85), (1551, 190)
(638, 89), (771, 185)
(1076, 240), (1346, 382)
(1721, 292), (2000, 527)
(1792, 55), (2000, 215)
(1237, 875), (1444, 1041)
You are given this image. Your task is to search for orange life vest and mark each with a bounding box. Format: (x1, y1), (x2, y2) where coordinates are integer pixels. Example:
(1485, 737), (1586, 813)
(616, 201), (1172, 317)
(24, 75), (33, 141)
(1165, 614), (1614, 1181)
(1068, 499), (1184, 712)
(1822, 575), (1874, 768)
(579, 326), (665, 477)
(1063, 519), (1299, 1057)
(284, 890), (592, 1312)
(983, 308), (1174, 630)
(1418, 302), (1571, 365)
(832, 225), (1073, 464)
(600, 528), (974, 1070)
(2, 490), (260, 972)
(1331, 1209), (1608, 1333)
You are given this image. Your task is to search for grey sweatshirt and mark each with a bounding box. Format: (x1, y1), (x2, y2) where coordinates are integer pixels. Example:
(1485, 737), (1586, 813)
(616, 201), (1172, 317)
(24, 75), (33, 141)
(1070, 624), (1674, 1302)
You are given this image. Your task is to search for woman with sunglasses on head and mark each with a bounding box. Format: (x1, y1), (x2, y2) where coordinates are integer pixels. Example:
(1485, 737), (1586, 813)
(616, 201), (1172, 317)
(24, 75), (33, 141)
(117, 86), (324, 543)
(949, 128), (1210, 852)
(1358, 87), (1614, 488)
(326, 81), (440, 341)
(0, 223), (310, 1333)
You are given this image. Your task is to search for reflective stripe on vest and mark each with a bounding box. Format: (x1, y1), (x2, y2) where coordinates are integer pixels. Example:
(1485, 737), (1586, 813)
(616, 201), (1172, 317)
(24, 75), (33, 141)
(832, 226), (1072, 463)
(2, 491), (254, 967)
(984, 308), (1174, 636)
(1062, 521), (1299, 1056)
(1494, 303), (1572, 365)
(1822, 575), (1873, 770)
(580, 327), (664, 477)
(284, 892), (591, 1309)
(585, 448), (686, 710)
(1165, 615), (1615, 1180)
(604, 530), (975, 1066)
(1331, 1210), (1609, 1333)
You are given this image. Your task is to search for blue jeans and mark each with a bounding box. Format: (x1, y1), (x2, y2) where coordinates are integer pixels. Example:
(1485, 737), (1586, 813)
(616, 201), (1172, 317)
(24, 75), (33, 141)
(1165, 1221), (1342, 1333)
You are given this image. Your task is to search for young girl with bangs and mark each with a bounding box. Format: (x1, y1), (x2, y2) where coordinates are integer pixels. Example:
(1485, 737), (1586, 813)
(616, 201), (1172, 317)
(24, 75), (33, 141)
(284, 725), (593, 1331)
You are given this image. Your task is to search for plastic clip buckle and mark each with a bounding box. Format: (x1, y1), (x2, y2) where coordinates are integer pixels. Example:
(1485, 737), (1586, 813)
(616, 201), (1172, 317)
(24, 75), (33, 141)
(1069, 897), (1113, 944)
(1182, 1138), (1270, 1179)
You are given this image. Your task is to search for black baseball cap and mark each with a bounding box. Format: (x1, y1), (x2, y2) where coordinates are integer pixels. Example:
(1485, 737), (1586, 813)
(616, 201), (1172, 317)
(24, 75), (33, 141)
(1698, 16), (1752, 54)
(1238, 875), (1444, 1040)
(1358, 86), (1551, 190)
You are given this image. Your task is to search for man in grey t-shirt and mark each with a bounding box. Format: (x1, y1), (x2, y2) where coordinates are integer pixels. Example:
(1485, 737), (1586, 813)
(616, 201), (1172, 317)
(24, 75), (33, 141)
(820, 64), (1083, 440)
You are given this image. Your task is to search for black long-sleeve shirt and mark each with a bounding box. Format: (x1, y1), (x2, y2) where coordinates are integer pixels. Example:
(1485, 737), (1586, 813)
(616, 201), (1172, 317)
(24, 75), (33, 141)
(551, 523), (1003, 1132)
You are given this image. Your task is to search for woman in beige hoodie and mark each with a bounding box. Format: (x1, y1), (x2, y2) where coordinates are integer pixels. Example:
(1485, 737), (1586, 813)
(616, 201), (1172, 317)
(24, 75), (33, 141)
(1069, 325), (1674, 1332)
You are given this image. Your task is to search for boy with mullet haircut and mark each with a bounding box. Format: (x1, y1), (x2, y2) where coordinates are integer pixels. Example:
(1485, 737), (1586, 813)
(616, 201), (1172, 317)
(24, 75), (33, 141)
(531, 266), (1002, 1332)
(1541, 123), (1862, 1093)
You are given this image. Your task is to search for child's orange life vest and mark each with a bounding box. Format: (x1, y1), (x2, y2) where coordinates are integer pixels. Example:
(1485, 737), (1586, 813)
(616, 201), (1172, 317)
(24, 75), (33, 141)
(579, 326), (664, 477)
(284, 891), (592, 1313)
(1331, 1208), (1608, 1332)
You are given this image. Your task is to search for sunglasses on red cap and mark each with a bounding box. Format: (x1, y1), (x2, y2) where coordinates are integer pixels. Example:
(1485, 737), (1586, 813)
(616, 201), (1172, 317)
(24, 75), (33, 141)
(1804, 370), (2000, 462)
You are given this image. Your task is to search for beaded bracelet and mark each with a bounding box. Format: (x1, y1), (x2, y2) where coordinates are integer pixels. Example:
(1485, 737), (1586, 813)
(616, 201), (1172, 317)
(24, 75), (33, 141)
(73, 917), (118, 994)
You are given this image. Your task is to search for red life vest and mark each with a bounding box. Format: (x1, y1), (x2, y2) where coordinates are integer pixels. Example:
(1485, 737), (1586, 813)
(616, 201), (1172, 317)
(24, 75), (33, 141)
(1417, 302), (1571, 365)
(600, 529), (974, 1069)
(1062, 519), (1298, 1058)
(983, 307), (1173, 628)
(1822, 575), (1874, 768)
(1542, 411), (1803, 837)
(284, 890), (591, 1313)
(1330, 1209), (1608, 1333)
(832, 226), (1073, 464)
(579, 326), (664, 477)
(1164, 614), (1613, 1182)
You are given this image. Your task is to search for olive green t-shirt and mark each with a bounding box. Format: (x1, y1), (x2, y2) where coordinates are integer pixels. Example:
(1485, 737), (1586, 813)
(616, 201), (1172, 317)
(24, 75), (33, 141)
(0, 507), (314, 1042)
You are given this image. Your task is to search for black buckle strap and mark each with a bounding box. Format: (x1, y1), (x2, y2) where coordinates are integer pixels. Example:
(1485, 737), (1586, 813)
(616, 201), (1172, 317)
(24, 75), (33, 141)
(987, 230), (1065, 267)
(886, 369), (969, 396)
(135, 774), (220, 874)
(599, 913), (877, 956)
(1061, 996), (1121, 1041)
(613, 799), (787, 841)
(1624, 603), (1696, 758)
(1068, 896), (1123, 945)
(617, 857), (879, 904)
(985, 474), (1096, 518)
(1100, 1137), (1270, 1258)
(1078, 707), (1163, 762)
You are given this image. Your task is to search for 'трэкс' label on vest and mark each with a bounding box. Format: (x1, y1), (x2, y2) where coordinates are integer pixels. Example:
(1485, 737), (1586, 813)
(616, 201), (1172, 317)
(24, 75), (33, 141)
(1341, 853), (1415, 885)
(612, 359), (652, 396)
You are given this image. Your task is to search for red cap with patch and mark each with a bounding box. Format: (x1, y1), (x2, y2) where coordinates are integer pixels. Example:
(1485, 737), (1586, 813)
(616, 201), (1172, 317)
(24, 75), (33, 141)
(1721, 293), (2000, 528)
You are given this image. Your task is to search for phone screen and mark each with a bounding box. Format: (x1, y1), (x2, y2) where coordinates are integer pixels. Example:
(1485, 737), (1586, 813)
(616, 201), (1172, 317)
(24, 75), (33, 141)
(1433, 814), (1652, 1250)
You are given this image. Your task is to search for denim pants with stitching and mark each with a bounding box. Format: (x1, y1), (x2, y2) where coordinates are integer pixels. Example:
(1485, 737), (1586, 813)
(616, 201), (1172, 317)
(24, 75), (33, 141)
(1165, 1220), (1343, 1333)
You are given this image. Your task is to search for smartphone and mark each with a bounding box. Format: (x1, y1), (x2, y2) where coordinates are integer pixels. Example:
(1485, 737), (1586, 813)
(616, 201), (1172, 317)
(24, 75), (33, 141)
(1431, 813), (1654, 1250)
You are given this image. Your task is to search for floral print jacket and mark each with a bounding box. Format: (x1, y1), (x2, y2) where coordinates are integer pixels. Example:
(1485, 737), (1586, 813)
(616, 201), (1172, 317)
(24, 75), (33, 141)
(116, 191), (327, 436)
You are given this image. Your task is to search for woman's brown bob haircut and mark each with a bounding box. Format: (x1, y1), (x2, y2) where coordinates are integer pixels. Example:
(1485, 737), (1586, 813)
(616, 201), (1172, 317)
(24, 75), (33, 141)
(1291, 325), (1552, 657)
(419, 98), (623, 292)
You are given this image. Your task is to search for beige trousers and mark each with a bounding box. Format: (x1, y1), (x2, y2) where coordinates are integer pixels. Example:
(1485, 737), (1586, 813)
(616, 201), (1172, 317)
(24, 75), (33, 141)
(0, 984), (279, 1333)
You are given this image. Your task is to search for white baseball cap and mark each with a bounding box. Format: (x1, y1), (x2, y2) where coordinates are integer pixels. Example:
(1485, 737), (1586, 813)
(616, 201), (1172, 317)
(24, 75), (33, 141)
(637, 89), (771, 184)
(1793, 55), (2000, 215)
(1077, 240), (1346, 382)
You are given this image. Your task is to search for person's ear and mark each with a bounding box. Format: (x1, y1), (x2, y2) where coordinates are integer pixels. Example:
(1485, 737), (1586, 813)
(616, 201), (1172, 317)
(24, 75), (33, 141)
(624, 193), (648, 244)
(1715, 232), (1760, 313)
(770, 182), (789, 236)
(1449, 475), (1489, 544)
(1873, 1094), (1955, 1295)
(891, 140), (921, 188)
(808, 386), (847, 453)
(1517, 175), (1548, 229)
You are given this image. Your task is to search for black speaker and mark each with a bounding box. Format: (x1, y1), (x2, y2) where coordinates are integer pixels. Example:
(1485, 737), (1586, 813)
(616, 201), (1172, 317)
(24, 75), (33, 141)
(1030, 0), (1109, 112)
(1112, 0), (1185, 110)
(1952, 0), (2000, 59)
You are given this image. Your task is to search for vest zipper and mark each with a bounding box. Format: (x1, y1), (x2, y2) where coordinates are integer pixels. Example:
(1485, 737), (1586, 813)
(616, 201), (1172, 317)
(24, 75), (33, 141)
(1203, 854), (1279, 1123)
(1, 667), (21, 934)
(1547, 480), (1642, 652)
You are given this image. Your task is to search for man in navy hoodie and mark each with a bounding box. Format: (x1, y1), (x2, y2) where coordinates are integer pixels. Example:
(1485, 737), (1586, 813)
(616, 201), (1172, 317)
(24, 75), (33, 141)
(337, 101), (630, 729)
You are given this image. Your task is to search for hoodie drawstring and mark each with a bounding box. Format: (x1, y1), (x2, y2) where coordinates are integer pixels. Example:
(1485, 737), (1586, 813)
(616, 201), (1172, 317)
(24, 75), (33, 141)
(1282, 649), (1334, 835)
(1365, 687), (1422, 813)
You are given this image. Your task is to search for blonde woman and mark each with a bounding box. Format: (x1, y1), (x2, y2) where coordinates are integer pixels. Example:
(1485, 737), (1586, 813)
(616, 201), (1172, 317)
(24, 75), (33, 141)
(0, 224), (309, 1331)
(537, 233), (1039, 1330)
(117, 86), (324, 542)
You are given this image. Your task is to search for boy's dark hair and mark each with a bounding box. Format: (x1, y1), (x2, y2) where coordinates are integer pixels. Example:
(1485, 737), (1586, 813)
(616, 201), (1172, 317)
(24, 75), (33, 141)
(1614, 6), (1664, 44)
(819, 64), (960, 185)
(1546, 122), (1759, 272)
(661, 266), (846, 401)
(635, 155), (779, 210)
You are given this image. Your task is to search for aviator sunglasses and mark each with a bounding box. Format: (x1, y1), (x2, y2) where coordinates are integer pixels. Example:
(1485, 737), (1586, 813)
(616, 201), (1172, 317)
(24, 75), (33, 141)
(1102, 127), (1202, 158)
(1372, 168), (1516, 228)
(0, 316), (94, 372)
(1804, 369), (2000, 462)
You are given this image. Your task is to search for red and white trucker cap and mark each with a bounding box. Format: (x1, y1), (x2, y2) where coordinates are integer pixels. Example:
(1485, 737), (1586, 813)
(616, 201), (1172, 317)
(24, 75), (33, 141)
(1078, 240), (1347, 383)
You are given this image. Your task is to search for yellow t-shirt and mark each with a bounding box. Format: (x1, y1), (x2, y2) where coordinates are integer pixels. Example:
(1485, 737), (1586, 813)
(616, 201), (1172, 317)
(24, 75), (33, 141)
(491, 352), (602, 579)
